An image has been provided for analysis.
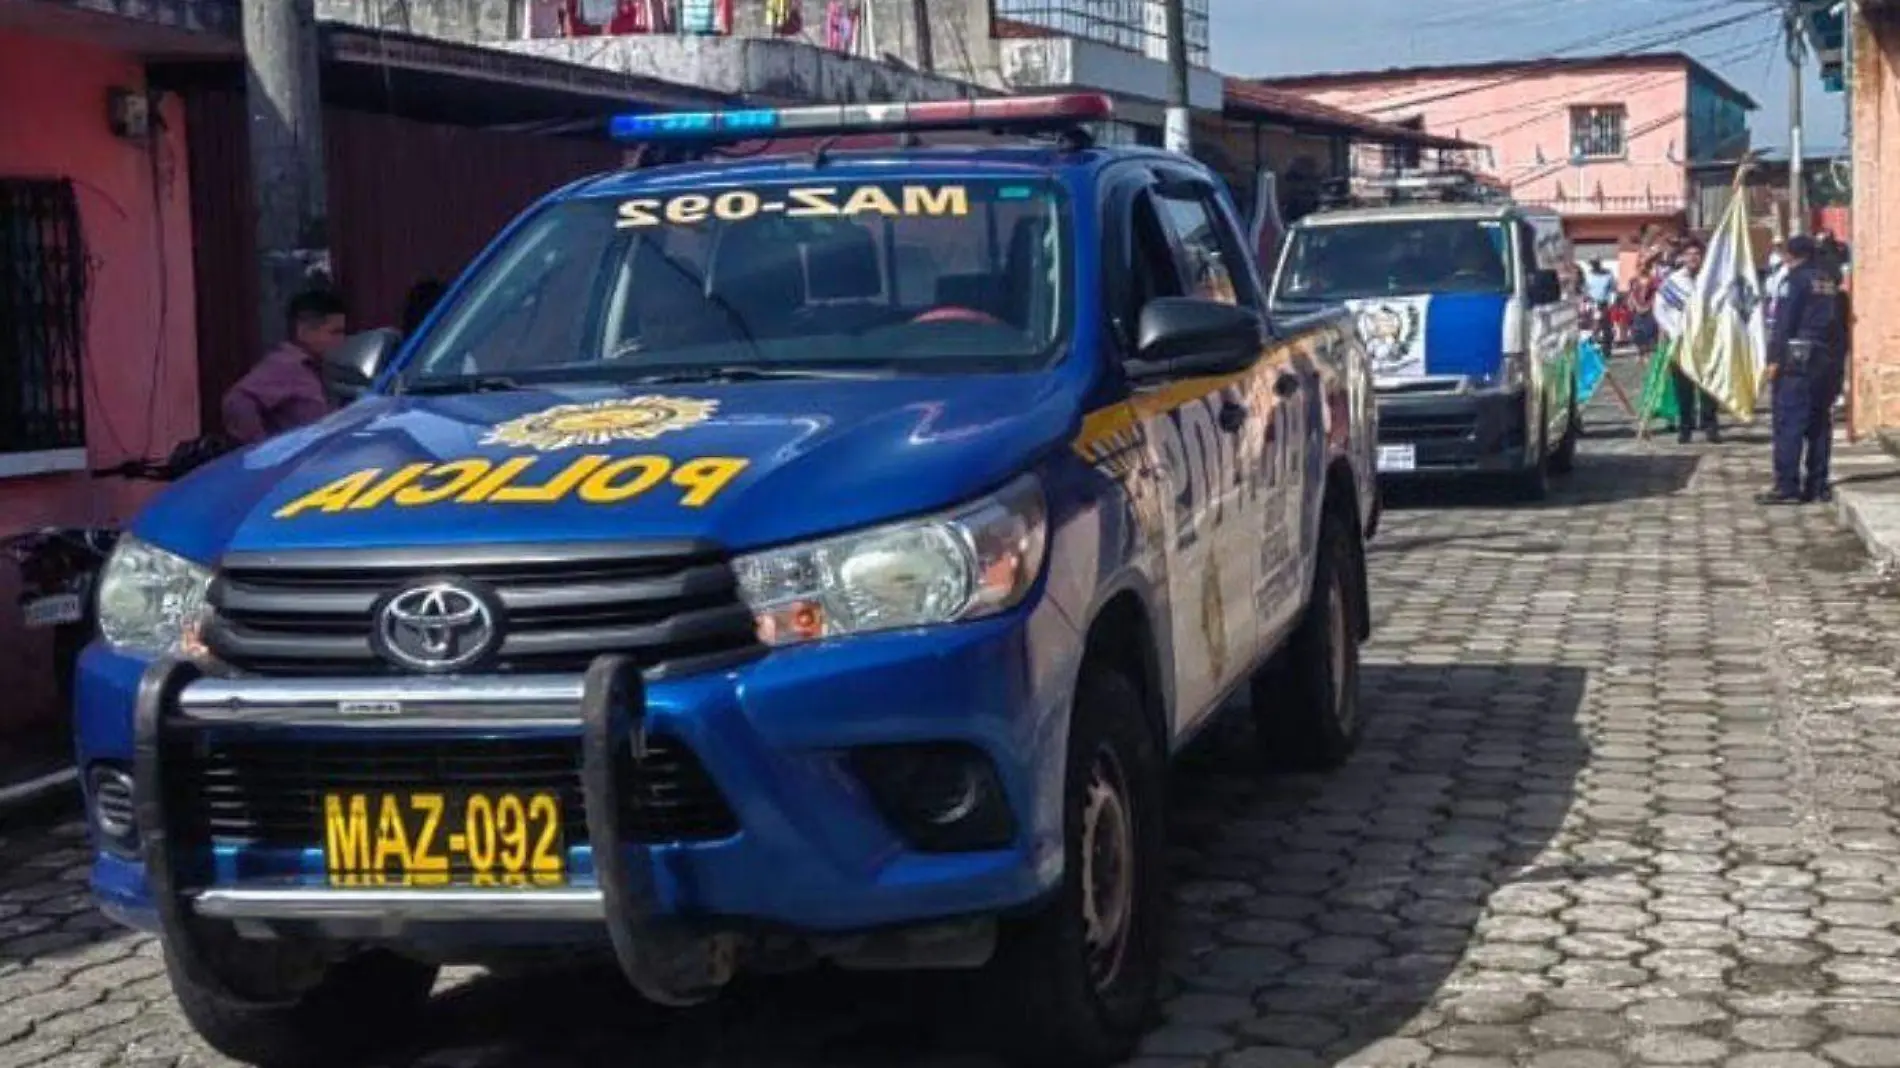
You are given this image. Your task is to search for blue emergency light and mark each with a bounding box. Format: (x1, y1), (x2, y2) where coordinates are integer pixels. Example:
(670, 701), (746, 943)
(609, 93), (1114, 146)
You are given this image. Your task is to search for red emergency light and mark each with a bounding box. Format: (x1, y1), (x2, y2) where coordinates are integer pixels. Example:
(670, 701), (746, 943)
(609, 93), (1114, 146)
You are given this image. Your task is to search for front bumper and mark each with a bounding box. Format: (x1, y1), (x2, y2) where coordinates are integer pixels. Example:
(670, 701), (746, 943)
(1375, 386), (1531, 474)
(76, 602), (1073, 955)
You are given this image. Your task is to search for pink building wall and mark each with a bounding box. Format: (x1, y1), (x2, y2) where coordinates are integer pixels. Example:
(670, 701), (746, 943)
(0, 27), (201, 735)
(1276, 60), (1706, 273)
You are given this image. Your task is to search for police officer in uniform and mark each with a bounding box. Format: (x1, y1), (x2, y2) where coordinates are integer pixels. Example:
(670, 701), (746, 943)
(1758, 234), (1846, 505)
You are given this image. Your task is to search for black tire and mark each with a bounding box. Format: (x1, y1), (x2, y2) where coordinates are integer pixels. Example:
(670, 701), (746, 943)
(167, 944), (437, 1068)
(981, 668), (1165, 1068)
(1252, 506), (1364, 771)
(1549, 381), (1581, 476)
(1513, 418), (1550, 501)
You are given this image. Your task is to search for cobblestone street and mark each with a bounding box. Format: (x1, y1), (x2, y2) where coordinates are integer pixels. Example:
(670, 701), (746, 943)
(10, 396), (1900, 1067)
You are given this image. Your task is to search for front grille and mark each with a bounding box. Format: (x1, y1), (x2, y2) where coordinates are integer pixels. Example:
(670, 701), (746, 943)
(204, 541), (760, 676)
(1380, 411), (1477, 443)
(167, 735), (739, 849)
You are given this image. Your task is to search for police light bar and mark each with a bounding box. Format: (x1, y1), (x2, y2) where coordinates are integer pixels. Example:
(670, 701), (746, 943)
(609, 93), (1114, 145)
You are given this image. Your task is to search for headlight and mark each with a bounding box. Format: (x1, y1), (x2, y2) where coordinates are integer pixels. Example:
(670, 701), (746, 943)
(1488, 351), (1529, 392)
(735, 474), (1047, 647)
(96, 536), (213, 658)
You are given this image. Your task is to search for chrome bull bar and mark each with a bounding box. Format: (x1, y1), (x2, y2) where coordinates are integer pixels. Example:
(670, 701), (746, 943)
(131, 655), (731, 1006)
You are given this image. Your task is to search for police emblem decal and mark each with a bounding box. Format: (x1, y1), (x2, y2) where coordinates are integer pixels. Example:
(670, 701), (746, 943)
(1353, 300), (1425, 378)
(483, 395), (719, 452)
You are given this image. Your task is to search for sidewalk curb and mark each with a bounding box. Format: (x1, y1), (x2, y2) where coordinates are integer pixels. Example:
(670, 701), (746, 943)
(1833, 487), (1899, 570)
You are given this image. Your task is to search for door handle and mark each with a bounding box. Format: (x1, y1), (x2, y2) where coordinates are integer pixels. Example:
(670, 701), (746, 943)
(1218, 400), (1248, 433)
(1274, 372), (1302, 399)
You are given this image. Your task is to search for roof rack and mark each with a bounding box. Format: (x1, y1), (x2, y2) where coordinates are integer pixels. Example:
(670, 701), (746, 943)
(609, 94), (1114, 167)
(1319, 168), (1512, 210)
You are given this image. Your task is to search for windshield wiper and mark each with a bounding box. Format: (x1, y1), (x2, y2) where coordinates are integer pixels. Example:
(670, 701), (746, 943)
(402, 374), (529, 396)
(620, 365), (887, 385)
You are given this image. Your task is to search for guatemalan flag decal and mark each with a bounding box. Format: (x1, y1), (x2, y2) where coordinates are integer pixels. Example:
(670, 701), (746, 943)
(1349, 296), (1429, 380)
(1348, 294), (1510, 384)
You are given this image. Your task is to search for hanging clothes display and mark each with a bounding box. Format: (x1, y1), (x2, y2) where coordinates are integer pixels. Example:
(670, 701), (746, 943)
(576, 0), (617, 29)
(767, 0), (803, 35)
(609, 0), (649, 33)
(679, 0), (716, 33)
(824, 1), (858, 52)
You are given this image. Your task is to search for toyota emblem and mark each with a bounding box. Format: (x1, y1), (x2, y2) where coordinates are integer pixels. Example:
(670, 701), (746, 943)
(374, 582), (500, 673)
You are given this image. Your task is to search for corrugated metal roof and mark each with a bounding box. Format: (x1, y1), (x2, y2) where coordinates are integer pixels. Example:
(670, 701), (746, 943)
(1262, 52), (1759, 111)
(1224, 80), (1474, 149)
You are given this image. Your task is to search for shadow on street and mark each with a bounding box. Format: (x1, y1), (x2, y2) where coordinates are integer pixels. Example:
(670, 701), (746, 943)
(361, 661), (1588, 1067)
(1382, 449), (1701, 511)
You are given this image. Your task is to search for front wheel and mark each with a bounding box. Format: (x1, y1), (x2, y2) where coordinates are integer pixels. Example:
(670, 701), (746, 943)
(981, 668), (1165, 1067)
(1513, 420), (1550, 501)
(167, 944), (438, 1068)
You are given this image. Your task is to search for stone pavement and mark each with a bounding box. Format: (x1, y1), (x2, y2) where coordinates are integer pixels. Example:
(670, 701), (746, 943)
(10, 390), (1900, 1067)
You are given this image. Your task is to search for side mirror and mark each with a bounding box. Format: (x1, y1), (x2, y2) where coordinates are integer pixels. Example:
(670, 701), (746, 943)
(1527, 269), (1563, 307)
(1126, 298), (1264, 383)
(321, 328), (401, 405)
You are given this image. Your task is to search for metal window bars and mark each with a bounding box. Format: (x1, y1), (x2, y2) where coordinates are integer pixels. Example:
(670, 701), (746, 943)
(1569, 105), (1628, 160)
(0, 179), (88, 455)
(994, 0), (1209, 67)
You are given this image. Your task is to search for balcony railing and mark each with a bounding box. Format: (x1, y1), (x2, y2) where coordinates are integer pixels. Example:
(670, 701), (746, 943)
(46, 0), (238, 36)
(1517, 192), (1688, 216)
(993, 0), (1209, 65)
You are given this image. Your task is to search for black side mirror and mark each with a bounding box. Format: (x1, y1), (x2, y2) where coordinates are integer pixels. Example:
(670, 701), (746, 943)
(1126, 298), (1264, 383)
(1527, 269), (1563, 306)
(322, 328), (401, 405)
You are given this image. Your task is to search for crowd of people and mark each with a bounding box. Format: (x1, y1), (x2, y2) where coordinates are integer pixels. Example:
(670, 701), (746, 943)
(1574, 226), (1852, 504)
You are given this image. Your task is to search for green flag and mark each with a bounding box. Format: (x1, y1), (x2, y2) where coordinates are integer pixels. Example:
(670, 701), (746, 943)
(1638, 340), (1681, 432)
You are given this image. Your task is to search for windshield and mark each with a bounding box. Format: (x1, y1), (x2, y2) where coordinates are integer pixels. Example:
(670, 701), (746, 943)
(401, 177), (1069, 390)
(1273, 218), (1515, 306)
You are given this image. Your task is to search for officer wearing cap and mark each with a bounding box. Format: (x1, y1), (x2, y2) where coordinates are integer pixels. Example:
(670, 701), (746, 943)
(1758, 234), (1846, 505)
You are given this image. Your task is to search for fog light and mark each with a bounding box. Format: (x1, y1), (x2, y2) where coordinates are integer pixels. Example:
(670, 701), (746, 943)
(87, 763), (138, 856)
(848, 744), (1014, 852)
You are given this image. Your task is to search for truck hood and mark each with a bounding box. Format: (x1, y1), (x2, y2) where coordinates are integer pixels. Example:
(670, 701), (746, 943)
(136, 375), (1081, 563)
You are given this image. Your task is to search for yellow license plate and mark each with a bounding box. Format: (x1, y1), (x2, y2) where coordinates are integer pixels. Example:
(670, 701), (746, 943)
(321, 791), (566, 887)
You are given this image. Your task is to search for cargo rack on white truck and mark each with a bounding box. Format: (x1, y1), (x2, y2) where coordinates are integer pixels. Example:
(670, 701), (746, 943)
(1319, 169), (1512, 209)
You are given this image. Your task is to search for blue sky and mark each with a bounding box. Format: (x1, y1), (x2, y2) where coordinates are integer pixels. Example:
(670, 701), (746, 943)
(1209, 0), (1847, 157)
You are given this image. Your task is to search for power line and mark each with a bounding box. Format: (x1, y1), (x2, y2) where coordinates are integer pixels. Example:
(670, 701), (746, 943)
(1312, 3), (1779, 119)
(1456, 37), (1774, 142)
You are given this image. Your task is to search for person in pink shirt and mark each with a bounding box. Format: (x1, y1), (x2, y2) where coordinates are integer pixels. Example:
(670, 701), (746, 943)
(221, 290), (347, 445)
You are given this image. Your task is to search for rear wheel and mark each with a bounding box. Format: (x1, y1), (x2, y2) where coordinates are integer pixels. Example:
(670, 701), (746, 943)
(167, 943), (438, 1068)
(1549, 380), (1581, 476)
(982, 668), (1164, 1067)
(1253, 506), (1364, 771)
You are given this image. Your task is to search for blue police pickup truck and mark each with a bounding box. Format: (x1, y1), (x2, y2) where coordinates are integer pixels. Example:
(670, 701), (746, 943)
(77, 95), (1377, 1067)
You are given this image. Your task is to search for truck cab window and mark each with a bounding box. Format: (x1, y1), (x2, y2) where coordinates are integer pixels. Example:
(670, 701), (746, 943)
(1130, 193), (1186, 319)
(1153, 191), (1255, 309)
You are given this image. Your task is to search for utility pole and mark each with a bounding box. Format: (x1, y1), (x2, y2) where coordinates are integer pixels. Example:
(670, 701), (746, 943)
(1787, 2), (1808, 236)
(1164, 0), (1191, 154)
(243, 0), (330, 350)
(912, 0), (934, 74)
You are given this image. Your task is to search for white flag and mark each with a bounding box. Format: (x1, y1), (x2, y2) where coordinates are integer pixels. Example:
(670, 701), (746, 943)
(1680, 183), (1765, 420)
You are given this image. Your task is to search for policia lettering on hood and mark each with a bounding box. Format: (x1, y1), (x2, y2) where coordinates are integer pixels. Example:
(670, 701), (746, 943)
(274, 396), (749, 519)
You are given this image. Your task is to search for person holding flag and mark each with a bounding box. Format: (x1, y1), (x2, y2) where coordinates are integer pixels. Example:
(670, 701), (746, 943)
(1641, 178), (1765, 447)
(1652, 239), (1721, 443)
(1758, 234), (1846, 505)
